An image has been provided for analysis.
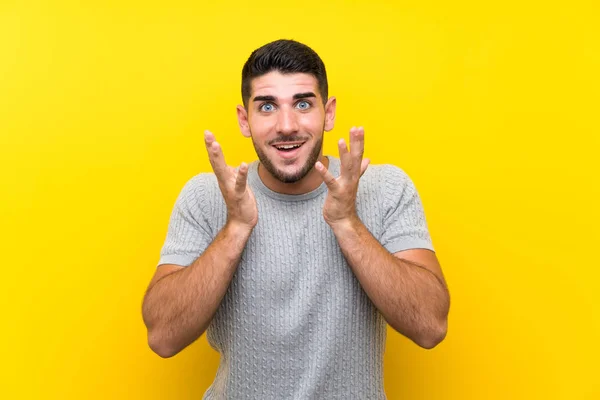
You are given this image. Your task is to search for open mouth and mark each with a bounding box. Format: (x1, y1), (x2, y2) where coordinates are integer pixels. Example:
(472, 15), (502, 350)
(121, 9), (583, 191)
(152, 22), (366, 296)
(271, 141), (306, 158)
(272, 143), (304, 152)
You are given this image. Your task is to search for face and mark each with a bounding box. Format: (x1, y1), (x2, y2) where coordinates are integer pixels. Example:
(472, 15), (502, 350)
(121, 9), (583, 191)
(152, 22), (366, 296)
(237, 71), (336, 184)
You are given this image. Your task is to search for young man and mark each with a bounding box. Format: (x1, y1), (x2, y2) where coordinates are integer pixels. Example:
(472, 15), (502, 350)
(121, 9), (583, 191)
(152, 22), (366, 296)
(142, 39), (450, 399)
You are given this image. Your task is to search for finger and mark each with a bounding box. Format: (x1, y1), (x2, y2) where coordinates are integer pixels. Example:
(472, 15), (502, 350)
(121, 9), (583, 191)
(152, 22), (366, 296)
(204, 130), (215, 148)
(360, 158), (370, 177)
(235, 162), (248, 193)
(315, 161), (338, 189)
(204, 130), (216, 162)
(350, 126), (365, 164)
(338, 137), (352, 177)
(206, 137), (229, 180)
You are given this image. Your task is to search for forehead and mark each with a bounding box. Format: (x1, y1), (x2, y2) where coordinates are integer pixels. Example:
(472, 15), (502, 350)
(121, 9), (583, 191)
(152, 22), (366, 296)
(250, 71), (320, 100)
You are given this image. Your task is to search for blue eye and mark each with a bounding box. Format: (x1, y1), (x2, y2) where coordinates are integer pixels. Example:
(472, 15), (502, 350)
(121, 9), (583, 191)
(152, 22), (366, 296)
(296, 101), (311, 110)
(260, 103), (275, 112)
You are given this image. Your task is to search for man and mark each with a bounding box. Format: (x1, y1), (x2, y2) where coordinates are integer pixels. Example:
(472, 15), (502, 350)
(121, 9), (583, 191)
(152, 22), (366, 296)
(142, 39), (450, 399)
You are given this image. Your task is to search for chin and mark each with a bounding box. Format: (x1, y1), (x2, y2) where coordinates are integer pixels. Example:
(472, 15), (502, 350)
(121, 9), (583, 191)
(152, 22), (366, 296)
(270, 161), (313, 184)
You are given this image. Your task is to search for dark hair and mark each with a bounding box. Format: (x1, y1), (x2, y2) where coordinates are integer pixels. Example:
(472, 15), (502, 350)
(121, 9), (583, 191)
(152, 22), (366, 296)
(241, 39), (328, 108)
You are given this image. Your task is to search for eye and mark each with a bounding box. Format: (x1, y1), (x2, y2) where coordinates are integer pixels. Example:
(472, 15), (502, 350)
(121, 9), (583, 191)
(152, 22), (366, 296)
(296, 100), (311, 110)
(260, 103), (275, 112)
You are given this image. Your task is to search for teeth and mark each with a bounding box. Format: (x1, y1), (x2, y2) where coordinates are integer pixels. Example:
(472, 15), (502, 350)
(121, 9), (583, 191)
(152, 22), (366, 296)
(275, 144), (301, 150)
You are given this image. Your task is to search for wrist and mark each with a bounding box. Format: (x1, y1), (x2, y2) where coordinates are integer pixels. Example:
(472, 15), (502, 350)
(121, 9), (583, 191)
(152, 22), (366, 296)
(327, 214), (362, 233)
(225, 219), (255, 237)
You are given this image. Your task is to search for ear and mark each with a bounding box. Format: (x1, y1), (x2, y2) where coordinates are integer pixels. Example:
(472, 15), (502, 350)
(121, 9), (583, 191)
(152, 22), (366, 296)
(237, 105), (252, 138)
(324, 96), (336, 132)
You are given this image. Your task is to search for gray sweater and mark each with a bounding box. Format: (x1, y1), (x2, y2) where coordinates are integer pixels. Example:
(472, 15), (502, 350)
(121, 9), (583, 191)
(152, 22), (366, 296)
(157, 156), (434, 399)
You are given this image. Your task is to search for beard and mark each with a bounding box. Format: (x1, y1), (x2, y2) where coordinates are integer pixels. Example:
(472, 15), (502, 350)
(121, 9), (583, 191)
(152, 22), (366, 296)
(252, 132), (324, 184)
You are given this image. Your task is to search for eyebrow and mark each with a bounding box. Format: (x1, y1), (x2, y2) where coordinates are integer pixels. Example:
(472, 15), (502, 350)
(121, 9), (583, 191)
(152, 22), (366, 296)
(293, 92), (317, 100)
(252, 92), (317, 102)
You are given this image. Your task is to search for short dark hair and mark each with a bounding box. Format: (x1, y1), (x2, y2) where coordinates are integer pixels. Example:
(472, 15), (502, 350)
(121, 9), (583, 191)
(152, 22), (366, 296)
(241, 39), (328, 108)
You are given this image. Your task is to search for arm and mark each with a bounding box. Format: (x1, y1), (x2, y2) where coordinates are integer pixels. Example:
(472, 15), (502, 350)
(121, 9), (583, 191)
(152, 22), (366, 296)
(142, 130), (258, 358)
(329, 217), (449, 349)
(315, 126), (449, 349)
(142, 221), (252, 358)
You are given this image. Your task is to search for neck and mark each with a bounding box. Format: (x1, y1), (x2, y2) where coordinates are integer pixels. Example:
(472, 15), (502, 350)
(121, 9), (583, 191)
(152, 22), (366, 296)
(258, 155), (329, 195)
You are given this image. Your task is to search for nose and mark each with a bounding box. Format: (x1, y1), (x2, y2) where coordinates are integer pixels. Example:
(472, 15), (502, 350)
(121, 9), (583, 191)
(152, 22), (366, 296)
(275, 106), (299, 135)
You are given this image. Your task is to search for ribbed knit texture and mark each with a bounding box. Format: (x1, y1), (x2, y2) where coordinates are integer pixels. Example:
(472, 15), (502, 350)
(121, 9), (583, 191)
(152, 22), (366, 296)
(157, 156), (434, 399)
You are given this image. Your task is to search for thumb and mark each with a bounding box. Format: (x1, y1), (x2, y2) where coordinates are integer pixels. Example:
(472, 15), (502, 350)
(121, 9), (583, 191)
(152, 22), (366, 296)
(360, 158), (370, 177)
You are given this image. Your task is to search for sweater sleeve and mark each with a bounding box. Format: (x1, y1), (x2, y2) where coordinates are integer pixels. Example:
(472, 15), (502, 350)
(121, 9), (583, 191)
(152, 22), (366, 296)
(379, 165), (435, 254)
(156, 174), (216, 267)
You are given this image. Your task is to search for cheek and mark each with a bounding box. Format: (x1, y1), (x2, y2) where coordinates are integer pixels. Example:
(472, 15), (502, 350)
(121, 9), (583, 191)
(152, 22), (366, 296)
(299, 113), (325, 131)
(249, 117), (276, 139)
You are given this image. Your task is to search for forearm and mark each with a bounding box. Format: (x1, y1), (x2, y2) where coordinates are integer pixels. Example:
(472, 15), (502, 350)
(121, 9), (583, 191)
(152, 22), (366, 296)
(142, 221), (252, 357)
(331, 217), (449, 349)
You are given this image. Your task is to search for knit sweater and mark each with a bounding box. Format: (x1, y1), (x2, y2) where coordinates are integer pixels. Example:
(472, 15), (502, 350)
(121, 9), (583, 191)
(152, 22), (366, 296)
(157, 156), (434, 399)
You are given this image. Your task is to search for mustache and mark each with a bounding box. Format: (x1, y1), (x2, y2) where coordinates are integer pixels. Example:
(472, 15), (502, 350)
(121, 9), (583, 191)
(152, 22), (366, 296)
(266, 136), (310, 145)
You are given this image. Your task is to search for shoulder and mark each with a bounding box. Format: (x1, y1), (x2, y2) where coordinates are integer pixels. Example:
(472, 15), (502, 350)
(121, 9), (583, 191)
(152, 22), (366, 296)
(359, 163), (424, 218)
(183, 172), (219, 190)
(360, 163), (415, 193)
(327, 157), (411, 184)
(175, 172), (220, 207)
(363, 163), (411, 182)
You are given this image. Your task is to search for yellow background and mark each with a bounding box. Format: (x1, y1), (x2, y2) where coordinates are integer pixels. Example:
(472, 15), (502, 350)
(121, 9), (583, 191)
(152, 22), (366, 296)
(1, 0), (599, 398)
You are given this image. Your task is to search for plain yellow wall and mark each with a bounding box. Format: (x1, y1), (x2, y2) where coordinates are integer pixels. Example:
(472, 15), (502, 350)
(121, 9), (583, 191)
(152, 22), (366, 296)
(1, 0), (599, 399)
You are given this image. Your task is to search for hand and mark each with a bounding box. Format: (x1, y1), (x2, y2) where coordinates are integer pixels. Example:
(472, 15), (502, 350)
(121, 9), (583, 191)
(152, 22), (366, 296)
(204, 130), (258, 230)
(315, 126), (370, 227)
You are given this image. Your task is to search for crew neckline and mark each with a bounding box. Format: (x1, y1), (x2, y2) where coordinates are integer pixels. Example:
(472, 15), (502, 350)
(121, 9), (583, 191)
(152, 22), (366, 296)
(248, 156), (339, 202)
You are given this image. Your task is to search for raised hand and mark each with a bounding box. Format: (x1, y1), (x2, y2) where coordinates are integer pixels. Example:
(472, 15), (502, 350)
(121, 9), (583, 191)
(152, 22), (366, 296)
(315, 126), (370, 227)
(204, 130), (258, 231)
